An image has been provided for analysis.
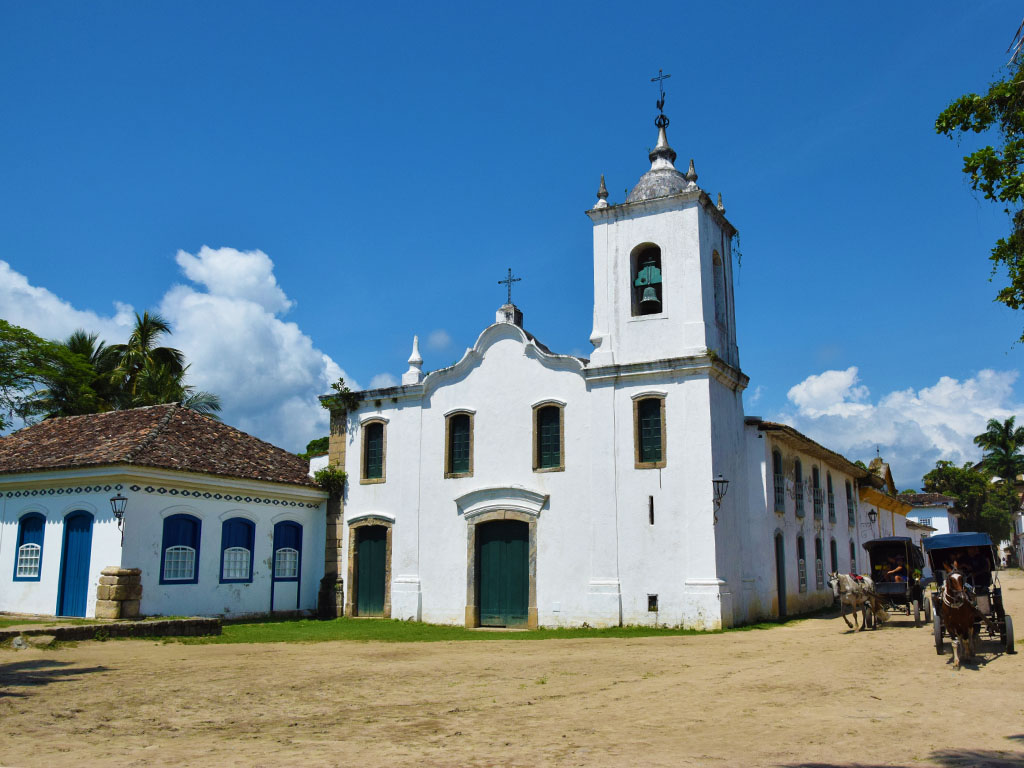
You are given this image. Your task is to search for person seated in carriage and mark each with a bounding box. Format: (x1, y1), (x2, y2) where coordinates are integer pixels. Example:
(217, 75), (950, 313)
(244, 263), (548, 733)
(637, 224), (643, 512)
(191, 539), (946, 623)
(965, 546), (992, 591)
(885, 554), (906, 582)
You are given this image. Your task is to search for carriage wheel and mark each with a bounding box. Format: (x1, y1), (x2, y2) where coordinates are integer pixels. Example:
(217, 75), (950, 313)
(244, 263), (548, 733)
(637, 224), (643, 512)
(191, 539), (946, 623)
(913, 600), (921, 627)
(1004, 615), (1015, 654)
(933, 612), (944, 655)
(924, 598), (932, 624)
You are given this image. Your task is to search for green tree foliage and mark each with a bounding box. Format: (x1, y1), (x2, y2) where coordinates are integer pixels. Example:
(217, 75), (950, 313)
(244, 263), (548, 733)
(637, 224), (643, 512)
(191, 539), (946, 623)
(936, 62), (1024, 336)
(297, 436), (330, 460)
(0, 320), (93, 429)
(2, 313), (221, 425)
(973, 415), (1024, 480)
(923, 460), (1015, 542)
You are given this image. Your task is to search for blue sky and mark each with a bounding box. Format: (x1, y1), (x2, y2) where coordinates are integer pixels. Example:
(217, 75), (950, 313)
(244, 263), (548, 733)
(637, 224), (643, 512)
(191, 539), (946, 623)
(2, 2), (1022, 488)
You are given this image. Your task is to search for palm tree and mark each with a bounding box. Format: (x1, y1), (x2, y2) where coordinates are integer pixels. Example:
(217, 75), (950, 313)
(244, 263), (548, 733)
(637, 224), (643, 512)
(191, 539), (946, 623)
(132, 362), (221, 419)
(109, 312), (185, 402)
(974, 416), (1024, 480)
(25, 329), (118, 418)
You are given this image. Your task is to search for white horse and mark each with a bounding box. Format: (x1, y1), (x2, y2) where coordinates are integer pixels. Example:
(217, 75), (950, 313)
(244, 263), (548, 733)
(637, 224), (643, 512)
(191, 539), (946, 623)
(829, 572), (888, 631)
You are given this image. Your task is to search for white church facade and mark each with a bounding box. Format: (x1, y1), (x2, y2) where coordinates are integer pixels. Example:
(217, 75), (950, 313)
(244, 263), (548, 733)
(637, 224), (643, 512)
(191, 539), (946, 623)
(325, 108), (878, 629)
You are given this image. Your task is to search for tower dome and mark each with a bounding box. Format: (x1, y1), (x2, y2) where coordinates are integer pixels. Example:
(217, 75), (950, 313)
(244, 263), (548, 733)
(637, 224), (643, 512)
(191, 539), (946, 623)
(625, 117), (696, 203)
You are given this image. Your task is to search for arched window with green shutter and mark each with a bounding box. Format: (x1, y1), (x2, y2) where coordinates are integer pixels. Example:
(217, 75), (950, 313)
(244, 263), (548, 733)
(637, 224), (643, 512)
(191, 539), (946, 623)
(534, 403), (564, 472)
(445, 411), (473, 477)
(361, 420), (386, 483)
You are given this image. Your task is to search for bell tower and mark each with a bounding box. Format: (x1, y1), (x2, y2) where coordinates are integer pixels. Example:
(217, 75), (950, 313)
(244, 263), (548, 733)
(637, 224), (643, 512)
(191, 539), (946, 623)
(585, 102), (739, 370)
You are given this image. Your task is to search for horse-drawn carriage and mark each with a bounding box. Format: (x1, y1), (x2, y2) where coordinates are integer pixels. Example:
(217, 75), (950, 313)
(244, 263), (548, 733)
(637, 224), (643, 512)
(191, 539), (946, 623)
(862, 537), (930, 627)
(923, 532), (1014, 661)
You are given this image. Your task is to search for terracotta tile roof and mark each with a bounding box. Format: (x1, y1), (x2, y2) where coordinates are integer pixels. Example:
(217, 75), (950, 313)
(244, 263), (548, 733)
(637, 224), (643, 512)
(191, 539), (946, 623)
(899, 492), (956, 507)
(0, 404), (317, 488)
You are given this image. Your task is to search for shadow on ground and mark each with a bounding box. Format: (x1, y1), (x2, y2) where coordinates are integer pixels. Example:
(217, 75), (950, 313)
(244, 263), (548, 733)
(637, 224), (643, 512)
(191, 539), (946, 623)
(0, 659), (106, 698)
(786, 746), (1024, 767)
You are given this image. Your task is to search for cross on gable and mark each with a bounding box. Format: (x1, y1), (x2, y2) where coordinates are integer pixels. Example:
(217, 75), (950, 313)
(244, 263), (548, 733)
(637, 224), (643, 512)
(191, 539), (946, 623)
(498, 267), (521, 305)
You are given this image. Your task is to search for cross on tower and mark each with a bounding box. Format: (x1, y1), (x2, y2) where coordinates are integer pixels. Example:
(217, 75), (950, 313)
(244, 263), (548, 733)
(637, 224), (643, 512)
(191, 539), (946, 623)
(651, 69), (671, 113)
(498, 267), (521, 305)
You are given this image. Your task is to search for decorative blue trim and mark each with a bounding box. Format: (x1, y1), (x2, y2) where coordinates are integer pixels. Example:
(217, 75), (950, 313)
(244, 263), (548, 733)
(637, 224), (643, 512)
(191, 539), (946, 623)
(4, 483), (318, 508)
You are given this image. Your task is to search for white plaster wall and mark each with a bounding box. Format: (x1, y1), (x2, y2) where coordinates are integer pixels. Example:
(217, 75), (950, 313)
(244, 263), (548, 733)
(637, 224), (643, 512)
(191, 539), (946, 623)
(589, 197), (737, 367)
(126, 493), (325, 618)
(0, 490), (121, 617)
(908, 508), (952, 535)
(744, 434), (867, 621)
(1, 477), (326, 619)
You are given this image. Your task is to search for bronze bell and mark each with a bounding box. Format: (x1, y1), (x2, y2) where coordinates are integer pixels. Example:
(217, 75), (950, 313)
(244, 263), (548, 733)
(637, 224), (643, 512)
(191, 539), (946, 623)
(640, 286), (661, 310)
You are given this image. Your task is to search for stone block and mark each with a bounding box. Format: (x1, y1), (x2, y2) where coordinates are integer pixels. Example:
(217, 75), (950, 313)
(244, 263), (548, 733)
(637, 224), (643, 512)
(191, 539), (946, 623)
(98, 575), (120, 586)
(101, 567), (141, 578)
(119, 600), (141, 618)
(106, 584), (143, 601)
(27, 635), (56, 648)
(94, 600), (121, 619)
(96, 585), (112, 601)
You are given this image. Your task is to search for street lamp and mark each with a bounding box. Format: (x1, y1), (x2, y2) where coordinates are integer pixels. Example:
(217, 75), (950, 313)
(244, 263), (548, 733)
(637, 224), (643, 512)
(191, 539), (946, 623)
(110, 493), (127, 546)
(712, 474), (730, 524)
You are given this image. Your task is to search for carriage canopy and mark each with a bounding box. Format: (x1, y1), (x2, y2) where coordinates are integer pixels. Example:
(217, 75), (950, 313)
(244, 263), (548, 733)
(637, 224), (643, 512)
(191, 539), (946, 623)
(862, 537), (926, 572)
(921, 532), (997, 573)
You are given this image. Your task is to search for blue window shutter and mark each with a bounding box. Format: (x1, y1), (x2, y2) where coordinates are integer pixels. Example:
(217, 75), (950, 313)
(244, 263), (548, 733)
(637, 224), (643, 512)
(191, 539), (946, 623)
(220, 518), (254, 583)
(14, 513), (45, 581)
(160, 514), (201, 585)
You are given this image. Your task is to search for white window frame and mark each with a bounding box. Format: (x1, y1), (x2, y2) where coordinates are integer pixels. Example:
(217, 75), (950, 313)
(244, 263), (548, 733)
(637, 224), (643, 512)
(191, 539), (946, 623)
(221, 546), (251, 581)
(274, 547), (299, 579)
(16, 543), (41, 578)
(163, 545), (196, 581)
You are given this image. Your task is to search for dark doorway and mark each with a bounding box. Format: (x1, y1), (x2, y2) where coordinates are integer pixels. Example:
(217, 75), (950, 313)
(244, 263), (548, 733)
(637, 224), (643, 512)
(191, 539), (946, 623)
(477, 520), (528, 627)
(774, 532), (787, 618)
(355, 526), (387, 616)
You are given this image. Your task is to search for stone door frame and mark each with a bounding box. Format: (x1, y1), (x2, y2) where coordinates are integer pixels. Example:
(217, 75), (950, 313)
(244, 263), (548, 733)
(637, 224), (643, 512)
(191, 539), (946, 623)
(465, 509), (537, 629)
(345, 516), (393, 618)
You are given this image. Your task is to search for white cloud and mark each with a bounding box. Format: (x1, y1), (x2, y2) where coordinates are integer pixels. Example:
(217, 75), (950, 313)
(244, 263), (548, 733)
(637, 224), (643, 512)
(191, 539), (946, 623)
(776, 367), (1023, 488)
(175, 246), (292, 314)
(0, 260), (135, 341)
(1, 249), (352, 452)
(746, 384), (764, 407)
(426, 329), (452, 351)
(369, 373), (398, 389)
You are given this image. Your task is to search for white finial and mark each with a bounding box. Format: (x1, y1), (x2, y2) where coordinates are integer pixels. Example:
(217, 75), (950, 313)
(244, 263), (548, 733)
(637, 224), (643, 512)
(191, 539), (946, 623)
(402, 335), (423, 385)
(716, 192), (725, 213)
(593, 174), (609, 209)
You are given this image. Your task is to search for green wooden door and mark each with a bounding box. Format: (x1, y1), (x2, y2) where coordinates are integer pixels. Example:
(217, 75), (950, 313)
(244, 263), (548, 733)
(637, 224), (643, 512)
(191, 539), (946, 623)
(478, 520), (528, 627)
(356, 526), (386, 616)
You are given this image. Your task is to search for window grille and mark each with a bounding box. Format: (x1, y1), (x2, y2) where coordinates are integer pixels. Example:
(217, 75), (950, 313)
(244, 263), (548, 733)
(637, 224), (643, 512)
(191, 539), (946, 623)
(16, 543), (41, 578)
(637, 398), (663, 464)
(773, 474), (786, 512)
(813, 487), (824, 520)
(797, 537), (807, 593)
(163, 545), (196, 581)
(536, 406), (561, 470)
(274, 547), (299, 579)
(827, 492), (836, 522)
(222, 547), (250, 581)
(794, 481), (805, 517)
(919, 517), (932, 528)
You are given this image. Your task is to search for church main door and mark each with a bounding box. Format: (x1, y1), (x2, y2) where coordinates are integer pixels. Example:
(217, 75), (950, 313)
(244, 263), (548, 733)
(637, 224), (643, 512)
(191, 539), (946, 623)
(477, 520), (528, 627)
(355, 525), (387, 616)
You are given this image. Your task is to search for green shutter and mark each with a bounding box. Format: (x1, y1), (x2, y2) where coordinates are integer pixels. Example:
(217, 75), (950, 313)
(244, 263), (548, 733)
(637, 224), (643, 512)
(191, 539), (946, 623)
(449, 414), (470, 473)
(364, 423), (383, 479)
(478, 520), (529, 627)
(638, 398), (662, 463)
(537, 406), (561, 469)
(356, 526), (386, 616)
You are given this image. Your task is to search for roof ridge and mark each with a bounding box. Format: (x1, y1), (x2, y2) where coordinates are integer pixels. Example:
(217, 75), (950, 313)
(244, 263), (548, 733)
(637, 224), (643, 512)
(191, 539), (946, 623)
(122, 403), (178, 464)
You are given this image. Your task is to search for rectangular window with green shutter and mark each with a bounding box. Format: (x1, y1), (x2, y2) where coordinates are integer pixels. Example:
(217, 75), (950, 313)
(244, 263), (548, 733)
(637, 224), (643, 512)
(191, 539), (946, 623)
(449, 413), (471, 474)
(536, 405), (561, 470)
(636, 397), (664, 467)
(363, 422), (384, 481)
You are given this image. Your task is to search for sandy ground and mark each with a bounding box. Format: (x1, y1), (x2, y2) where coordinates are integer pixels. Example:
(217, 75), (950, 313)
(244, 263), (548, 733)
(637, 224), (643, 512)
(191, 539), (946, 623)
(2, 573), (1023, 768)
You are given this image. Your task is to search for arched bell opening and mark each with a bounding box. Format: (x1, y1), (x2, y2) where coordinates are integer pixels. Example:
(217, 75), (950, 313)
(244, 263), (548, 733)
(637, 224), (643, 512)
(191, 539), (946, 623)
(630, 243), (663, 317)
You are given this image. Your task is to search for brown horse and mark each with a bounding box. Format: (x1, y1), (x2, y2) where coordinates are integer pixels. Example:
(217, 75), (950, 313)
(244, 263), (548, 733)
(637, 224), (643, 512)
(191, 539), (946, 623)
(939, 570), (990, 669)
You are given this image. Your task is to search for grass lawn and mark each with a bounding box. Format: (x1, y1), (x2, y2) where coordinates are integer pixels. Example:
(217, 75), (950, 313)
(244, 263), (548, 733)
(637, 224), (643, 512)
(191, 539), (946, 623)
(172, 614), (803, 645)
(0, 617), (100, 629)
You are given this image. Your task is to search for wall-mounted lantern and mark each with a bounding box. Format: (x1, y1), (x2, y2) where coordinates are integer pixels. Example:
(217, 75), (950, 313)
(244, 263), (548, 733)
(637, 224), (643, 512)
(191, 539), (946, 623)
(712, 474), (729, 524)
(110, 493), (127, 546)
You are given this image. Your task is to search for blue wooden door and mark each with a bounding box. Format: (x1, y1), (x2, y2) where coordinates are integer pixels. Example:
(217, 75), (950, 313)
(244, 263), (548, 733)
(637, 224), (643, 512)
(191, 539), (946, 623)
(271, 521), (302, 611)
(57, 512), (94, 617)
(478, 520), (528, 627)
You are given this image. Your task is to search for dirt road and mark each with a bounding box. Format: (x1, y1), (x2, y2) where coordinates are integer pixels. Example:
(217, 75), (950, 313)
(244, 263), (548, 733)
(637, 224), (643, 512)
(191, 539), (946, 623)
(2, 571), (1023, 768)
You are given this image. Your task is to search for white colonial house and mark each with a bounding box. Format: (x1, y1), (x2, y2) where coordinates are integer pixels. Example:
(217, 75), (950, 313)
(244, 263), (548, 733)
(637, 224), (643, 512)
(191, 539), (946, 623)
(0, 404), (326, 619)
(321, 108), (879, 630)
(902, 492), (958, 537)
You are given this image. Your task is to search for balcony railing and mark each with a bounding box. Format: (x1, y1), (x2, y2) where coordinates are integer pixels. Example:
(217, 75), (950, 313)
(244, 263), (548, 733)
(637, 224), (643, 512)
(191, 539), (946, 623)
(847, 500), (856, 527)
(813, 487), (823, 520)
(773, 474), (785, 512)
(827, 492), (836, 522)
(794, 482), (805, 517)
